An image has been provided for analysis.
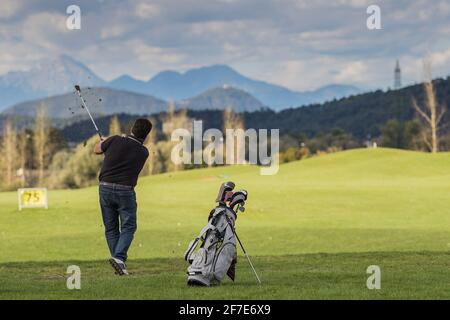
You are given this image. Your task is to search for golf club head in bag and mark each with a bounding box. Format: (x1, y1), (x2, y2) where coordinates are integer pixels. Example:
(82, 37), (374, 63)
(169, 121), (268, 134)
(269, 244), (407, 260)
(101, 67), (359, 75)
(215, 181), (235, 205)
(229, 190), (248, 212)
(208, 181), (235, 221)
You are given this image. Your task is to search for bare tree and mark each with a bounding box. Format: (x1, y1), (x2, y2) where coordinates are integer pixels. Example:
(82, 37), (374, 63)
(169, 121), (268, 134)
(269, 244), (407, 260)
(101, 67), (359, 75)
(1, 120), (18, 188)
(143, 117), (159, 175)
(412, 59), (446, 153)
(34, 105), (49, 185)
(162, 102), (192, 136)
(223, 107), (245, 132)
(223, 107), (245, 164)
(109, 116), (122, 136)
(162, 103), (192, 171)
(18, 131), (30, 187)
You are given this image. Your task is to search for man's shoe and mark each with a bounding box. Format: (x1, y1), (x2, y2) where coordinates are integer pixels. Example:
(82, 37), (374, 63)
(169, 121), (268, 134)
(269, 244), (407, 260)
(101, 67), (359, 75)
(109, 257), (129, 276)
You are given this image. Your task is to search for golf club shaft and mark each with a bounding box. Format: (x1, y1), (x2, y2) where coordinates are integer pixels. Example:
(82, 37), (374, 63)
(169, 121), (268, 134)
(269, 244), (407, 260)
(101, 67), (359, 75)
(225, 215), (261, 285)
(75, 90), (102, 139)
(234, 230), (262, 285)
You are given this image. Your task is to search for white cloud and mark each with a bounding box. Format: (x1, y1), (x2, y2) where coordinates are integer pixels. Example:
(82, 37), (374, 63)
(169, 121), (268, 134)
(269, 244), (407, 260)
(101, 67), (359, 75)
(334, 61), (368, 83)
(134, 2), (161, 19)
(130, 40), (185, 65)
(0, 0), (22, 18)
(429, 48), (450, 70)
(77, 38), (187, 80)
(268, 58), (371, 91)
(21, 12), (68, 50)
(0, 0), (449, 90)
(100, 24), (128, 40)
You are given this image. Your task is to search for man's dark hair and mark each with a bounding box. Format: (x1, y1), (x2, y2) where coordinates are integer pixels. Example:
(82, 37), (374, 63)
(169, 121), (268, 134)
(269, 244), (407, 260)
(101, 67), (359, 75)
(131, 118), (152, 140)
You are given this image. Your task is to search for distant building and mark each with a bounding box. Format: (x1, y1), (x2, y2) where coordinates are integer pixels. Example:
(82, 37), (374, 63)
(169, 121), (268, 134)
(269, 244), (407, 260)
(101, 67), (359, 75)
(394, 60), (402, 89)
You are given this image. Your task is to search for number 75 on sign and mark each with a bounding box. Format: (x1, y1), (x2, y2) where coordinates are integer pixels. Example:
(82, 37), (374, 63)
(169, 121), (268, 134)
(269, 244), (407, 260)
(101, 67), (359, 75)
(18, 188), (48, 211)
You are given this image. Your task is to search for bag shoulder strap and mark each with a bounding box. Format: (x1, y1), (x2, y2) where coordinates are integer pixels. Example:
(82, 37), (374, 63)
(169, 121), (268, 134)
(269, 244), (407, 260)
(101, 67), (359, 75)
(184, 222), (216, 262)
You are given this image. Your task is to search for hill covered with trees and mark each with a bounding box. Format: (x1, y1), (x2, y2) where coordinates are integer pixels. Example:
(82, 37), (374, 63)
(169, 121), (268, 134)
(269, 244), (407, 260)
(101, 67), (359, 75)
(60, 76), (450, 143)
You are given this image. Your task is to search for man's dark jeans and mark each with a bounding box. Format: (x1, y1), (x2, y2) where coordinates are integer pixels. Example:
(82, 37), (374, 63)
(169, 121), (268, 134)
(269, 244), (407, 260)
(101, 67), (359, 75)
(99, 184), (137, 262)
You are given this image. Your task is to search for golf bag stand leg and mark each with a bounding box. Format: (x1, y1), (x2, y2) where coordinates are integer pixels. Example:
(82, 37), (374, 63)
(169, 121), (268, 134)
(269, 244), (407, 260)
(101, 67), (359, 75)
(226, 216), (262, 285)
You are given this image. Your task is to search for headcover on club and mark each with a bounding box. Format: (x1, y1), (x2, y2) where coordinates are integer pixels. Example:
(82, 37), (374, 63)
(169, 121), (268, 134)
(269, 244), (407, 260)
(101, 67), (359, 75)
(216, 181), (235, 205)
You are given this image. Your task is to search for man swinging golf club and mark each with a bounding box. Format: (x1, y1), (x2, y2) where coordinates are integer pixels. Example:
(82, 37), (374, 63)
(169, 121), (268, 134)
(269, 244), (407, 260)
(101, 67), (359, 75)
(94, 118), (152, 275)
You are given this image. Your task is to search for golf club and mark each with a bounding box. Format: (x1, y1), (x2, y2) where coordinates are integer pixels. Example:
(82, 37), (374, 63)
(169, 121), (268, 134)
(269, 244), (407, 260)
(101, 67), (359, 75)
(74, 85), (103, 139)
(216, 181), (235, 204)
(225, 214), (262, 285)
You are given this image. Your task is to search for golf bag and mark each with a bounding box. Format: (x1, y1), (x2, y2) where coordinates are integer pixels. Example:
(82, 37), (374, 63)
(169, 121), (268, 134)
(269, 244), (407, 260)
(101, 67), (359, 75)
(184, 182), (247, 286)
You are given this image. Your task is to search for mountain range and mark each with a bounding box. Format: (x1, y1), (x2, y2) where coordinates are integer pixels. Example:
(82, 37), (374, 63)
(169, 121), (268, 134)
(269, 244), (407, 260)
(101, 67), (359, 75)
(2, 86), (264, 118)
(109, 64), (360, 109)
(0, 55), (360, 114)
(0, 55), (105, 111)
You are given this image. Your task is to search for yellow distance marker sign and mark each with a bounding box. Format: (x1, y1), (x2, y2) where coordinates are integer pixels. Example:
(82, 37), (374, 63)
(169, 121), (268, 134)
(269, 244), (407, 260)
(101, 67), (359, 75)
(18, 188), (48, 211)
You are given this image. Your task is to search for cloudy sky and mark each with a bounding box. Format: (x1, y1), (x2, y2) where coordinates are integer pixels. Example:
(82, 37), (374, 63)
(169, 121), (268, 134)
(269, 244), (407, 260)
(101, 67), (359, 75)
(1, 0), (449, 91)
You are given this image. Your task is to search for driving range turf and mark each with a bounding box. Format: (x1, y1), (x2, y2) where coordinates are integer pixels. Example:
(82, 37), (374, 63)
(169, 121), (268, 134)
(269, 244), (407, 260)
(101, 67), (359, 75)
(0, 148), (449, 299)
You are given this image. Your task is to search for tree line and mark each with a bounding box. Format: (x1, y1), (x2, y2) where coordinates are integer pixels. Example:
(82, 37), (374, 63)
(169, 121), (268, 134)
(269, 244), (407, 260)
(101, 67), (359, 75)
(0, 106), (66, 191)
(0, 105), (249, 191)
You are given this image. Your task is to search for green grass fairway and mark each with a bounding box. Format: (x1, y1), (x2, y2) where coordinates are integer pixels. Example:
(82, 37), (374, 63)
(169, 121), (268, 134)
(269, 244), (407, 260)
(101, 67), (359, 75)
(1, 148), (450, 299)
